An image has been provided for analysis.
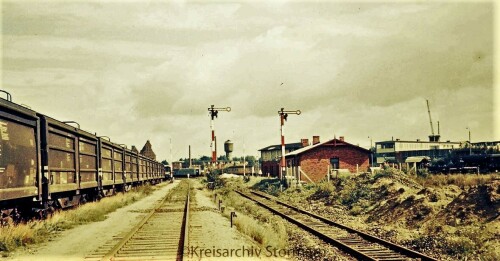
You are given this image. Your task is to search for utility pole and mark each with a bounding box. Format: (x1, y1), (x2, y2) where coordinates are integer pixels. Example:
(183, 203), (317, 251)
(208, 105), (231, 165)
(243, 139), (246, 177)
(278, 108), (301, 181)
(368, 136), (373, 167)
(170, 138), (173, 178)
(466, 127), (472, 155)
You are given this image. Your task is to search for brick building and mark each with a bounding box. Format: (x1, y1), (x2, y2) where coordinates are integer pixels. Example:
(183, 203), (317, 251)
(259, 139), (309, 177)
(285, 136), (370, 183)
(140, 140), (156, 160)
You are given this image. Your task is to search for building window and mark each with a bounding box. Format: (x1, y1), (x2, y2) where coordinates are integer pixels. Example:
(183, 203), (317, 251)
(330, 157), (339, 169)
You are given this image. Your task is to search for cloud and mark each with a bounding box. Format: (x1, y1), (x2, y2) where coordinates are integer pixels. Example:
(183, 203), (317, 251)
(2, 1), (495, 161)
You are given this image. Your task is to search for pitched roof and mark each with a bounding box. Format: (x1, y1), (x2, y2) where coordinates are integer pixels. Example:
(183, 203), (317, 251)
(258, 142), (303, 151)
(285, 138), (370, 157)
(140, 140), (156, 160)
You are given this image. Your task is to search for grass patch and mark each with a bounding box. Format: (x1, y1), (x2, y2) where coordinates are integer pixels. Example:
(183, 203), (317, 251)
(0, 183), (158, 254)
(415, 174), (497, 188)
(214, 181), (288, 249)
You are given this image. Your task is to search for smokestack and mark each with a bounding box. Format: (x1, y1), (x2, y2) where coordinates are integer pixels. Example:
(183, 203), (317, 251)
(301, 138), (309, 147)
(313, 136), (320, 145)
(438, 121), (440, 135)
(189, 145), (192, 167)
(339, 136), (344, 142)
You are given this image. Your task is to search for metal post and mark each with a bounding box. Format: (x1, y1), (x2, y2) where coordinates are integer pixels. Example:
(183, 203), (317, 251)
(243, 139), (246, 177)
(278, 108), (301, 182)
(230, 211), (237, 228)
(170, 138), (173, 179)
(211, 113), (216, 163)
(280, 113), (285, 180)
(467, 127), (472, 155)
(368, 136), (373, 167)
(208, 105), (231, 165)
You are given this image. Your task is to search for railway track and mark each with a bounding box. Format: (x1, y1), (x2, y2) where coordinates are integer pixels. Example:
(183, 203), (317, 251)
(86, 181), (191, 261)
(236, 190), (437, 261)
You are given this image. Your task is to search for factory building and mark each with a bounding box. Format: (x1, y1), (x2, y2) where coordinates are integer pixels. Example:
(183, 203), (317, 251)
(259, 139), (309, 177)
(140, 140), (156, 160)
(375, 139), (463, 165)
(284, 136), (370, 183)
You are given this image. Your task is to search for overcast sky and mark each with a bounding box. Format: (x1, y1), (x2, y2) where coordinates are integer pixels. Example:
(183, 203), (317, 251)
(2, 1), (497, 162)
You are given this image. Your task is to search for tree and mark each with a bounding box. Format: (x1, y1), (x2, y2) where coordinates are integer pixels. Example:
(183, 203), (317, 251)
(217, 155), (228, 161)
(246, 155), (257, 166)
(199, 155), (211, 161)
(161, 160), (169, 166)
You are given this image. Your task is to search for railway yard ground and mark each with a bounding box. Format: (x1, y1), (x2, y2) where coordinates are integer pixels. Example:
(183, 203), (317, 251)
(232, 170), (500, 261)
(3, 181), (180, 260)
(1, 171), (499, 261)
(2, 179), (265, 261)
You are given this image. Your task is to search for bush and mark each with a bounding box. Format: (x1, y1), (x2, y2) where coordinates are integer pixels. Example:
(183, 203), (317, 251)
(206, 171), (225, 189)
(251, 178), (282, 196)
(445, 237), (475, 257)
(373, 167), (399, 180)
(340, 183), (371, 207)
(417, 168), (429, 178)
(307, 181), (335, 200)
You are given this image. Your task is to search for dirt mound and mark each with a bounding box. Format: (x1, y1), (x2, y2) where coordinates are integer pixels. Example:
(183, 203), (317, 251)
(434, 180), (500, 226)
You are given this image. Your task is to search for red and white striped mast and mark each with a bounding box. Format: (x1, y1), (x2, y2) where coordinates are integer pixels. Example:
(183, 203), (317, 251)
(208, 105), (231, 165)
(278, 108), (301, 181)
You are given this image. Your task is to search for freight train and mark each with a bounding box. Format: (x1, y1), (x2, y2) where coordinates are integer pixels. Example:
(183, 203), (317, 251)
(428, 154), (500, 174)
(0, 97), (164, 223)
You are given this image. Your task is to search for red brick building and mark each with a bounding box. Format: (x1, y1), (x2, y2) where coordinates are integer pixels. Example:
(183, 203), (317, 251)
(140, 140), (156, 160)
(285, 137), (370, 183)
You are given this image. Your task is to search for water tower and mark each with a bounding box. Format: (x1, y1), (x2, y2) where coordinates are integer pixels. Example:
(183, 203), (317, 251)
(224, 140), (233, 161)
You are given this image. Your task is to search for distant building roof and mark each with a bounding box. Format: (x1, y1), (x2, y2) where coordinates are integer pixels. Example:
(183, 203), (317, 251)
(140, 140), (156, 160)
(258, 142), (303, 151)
(405, 156), (431, 163)
(376, 140), (461, 144)
(286, 138), (370, 157)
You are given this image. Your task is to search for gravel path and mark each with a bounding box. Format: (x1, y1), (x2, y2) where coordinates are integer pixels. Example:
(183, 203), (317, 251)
(187, 180), (267, 260)
(8, 181), (180, 261)
(8, 180), (289, 261)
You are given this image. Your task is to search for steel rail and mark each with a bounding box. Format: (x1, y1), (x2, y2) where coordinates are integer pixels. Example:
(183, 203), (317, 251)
(250, 190), (437, 261)
(177, 184), (190, 261)
(237, 190), (437, 261)
(98, 184), (190, 261)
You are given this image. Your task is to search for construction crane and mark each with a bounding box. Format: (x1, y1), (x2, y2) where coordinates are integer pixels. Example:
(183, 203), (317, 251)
(426, 99), (440, 142)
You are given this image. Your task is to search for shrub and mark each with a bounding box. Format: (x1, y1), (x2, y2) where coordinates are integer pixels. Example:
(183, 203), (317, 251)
(373, 167), (400, 180)
(417, 168), (429, 178)
(206, 171), (225, 189)
(340, 183), (371, 207)
(307, 181), (335, 200)
(444, 237), (475, 257)
(251, 178), (282, 196)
